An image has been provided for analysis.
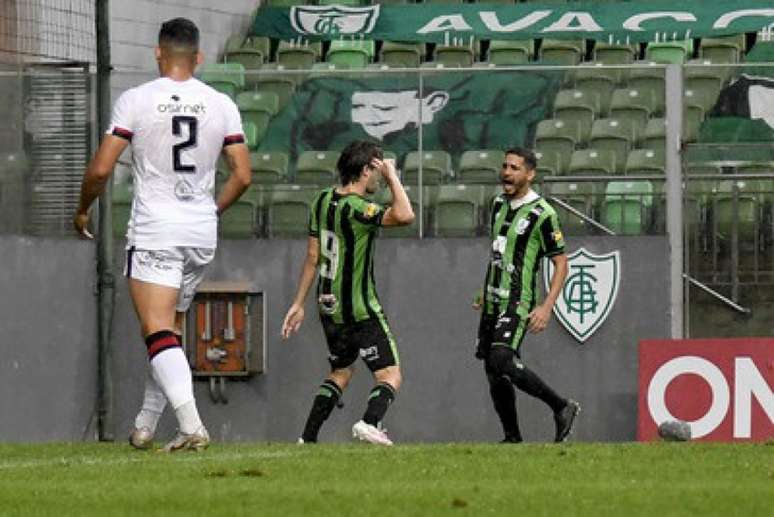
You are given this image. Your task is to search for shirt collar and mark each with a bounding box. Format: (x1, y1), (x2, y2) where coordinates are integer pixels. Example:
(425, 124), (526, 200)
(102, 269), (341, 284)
(508, 189), (539, 210)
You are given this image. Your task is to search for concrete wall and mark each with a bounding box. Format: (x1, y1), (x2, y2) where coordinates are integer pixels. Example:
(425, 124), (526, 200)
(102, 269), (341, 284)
(0, 235), (669, 443)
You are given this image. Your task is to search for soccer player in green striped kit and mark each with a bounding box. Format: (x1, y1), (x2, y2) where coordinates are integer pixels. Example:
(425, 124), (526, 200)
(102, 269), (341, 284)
(475, 148), (581, 443)
(282, 140), (414, 445)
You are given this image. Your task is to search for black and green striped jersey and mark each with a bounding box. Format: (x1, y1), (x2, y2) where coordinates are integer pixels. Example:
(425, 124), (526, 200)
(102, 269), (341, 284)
(309, 187), (386, 324)
(482, 191), (565, 318)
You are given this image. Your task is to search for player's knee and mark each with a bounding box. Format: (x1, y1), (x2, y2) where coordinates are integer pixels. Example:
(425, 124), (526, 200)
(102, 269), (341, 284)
(486, 346), (515, 377)
(328, 367), (353, 390)
(374, 366), (401, 391)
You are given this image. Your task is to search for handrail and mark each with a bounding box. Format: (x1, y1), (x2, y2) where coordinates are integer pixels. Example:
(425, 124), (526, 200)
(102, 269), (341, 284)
(683, 274), (752, 314)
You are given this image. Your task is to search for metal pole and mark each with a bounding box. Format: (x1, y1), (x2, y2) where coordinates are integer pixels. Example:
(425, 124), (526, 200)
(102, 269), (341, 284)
(95, 0), (115, 441)
(664, 64), (684, 338)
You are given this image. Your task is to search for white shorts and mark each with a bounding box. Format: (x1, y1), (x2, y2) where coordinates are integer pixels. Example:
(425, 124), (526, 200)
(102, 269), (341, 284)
(124, 247), (216, 312)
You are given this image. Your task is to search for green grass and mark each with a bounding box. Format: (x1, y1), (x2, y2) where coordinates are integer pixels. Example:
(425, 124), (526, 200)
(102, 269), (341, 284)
(0, 442), (771, 516)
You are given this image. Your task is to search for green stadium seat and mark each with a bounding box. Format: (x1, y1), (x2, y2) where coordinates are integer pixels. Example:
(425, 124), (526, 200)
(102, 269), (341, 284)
(379, 41), (423, 68)
(608, 88), (655, 138)
(219, 197), (258, 238)
(544, 180), (598, 236)
(534, 119), (579, 172)
(685, 63), (725, 105)
(539, 39), (584, 65)
(487, 40), (533, 66)
(682, 93), (705, 144)
(627, 66), (665, 115)
(326, 39), (375, 68)
(589, 119), (635, 174)
(254, 63), (297, 109)
(713, 180), (761, 243)
(295, 150), (340, 185)
(266, 185), (317, 238)
(276, 40), (322, 69)
(403, 151), (453, 185)
(570, 63), (621, 113)
(236, 91), (279, 144)
(434, 184), (483, 237)
(625, 149), (665, 176)
(568, 149), (617, 176)
(602, 180), (654, 235)
(534, 148), (566, 176)
(242, 121), (259, 150)
(645, 40), (693, 64)
(433, 41), (478, 67)
(420, 62), (463, 70)
(224, 33), (245, 54)
(699, 35), (745, 64)
(592, 42), (638, 64)
(553, 89), (601, 143)
(112, 181), (134, 237)
(458, 150), (501, 184)
(199, 63), (245, 99)
(643, 118), (666, 155)
(224, 36), (270, 70)
(251, 151), (289, 184)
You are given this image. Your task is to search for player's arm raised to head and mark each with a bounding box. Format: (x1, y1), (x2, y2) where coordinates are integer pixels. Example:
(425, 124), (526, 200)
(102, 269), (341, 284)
(73, 134), (130, 237)
(378, 159), (415, 227)
(216, 142), (251, 216)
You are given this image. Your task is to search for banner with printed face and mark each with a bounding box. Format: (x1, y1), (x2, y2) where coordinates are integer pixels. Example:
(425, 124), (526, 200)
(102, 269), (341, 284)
(251, 1), (774, 44)
(638, 338), (774, 442)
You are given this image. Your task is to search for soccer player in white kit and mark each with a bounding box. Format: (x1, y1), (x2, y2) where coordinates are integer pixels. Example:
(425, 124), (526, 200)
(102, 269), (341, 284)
(74, 18), (251, 451)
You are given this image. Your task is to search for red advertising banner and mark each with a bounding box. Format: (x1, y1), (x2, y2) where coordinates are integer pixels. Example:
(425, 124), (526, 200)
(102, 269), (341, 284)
(638, 338), (774, 442)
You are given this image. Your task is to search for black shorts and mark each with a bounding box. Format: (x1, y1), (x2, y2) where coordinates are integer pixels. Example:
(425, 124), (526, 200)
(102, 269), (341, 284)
(320, 315), (399, 372)
(476, 311), (529, 359)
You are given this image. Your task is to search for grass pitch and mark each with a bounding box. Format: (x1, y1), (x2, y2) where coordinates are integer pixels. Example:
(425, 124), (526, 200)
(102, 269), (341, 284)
(0, 442), (771, 516)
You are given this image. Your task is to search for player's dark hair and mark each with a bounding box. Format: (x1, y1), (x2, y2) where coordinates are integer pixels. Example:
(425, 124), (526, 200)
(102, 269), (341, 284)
(337, 140), (384, 186)
(505, 147), (537, 172)
(158, 18), (199, 53)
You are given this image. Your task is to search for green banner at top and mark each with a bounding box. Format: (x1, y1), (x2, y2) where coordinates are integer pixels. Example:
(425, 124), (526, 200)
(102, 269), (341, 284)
(251, 1), (774, 44)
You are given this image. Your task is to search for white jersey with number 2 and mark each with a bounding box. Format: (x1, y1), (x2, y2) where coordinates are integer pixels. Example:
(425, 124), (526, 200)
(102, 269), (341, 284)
(107, 77), (244, 249)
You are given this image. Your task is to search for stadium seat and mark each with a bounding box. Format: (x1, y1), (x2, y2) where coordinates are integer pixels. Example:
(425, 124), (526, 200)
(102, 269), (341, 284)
(434, 184), (483, 237)
(236, 91), (279, 144)
(112, 181), (134, 237)
(534, 148), (566, 177)
(570, 63), (621, 113)
(458, 150), (501, 184)
(685, 63), (725, 106)
(682, 93), (705, 144)
(699, 34), (746, 64)
(433, 40), (478, 67)
(254, 63), (297, 109)
(544, 180), (598, 235)
(568, 149), (617, 176)
(224, 33), (245, 54)
(602, 180), (654, 235)
(199, 63), (245, 99)
(224, 36), (270, 70)
(403, 151), (453, 185)
(266, 185), (317, 238)
(645, 40), (693, 64)
(625, 149), (665, 176)
(627, 66), (665, 115)
(251, 151), (289, 184)
(553, 89), (601, 143)
(608, 88), (655, 138)
(713, 180), (761, 243)
(592, 42), (638, 64)
(534, 119), (579, 172)
(642, 118), (666, 155)
(589, 119), (635, 174)
(326, 39), (375, 68)
(241, 121), (259, 150)
(276, 40), (322, 69)
(539, 39), (584, 65)
(379, 41), (423, 68)
(487, 40), (533, 66)
(295, 150), (340, 185)
(219, 197), (258, 238)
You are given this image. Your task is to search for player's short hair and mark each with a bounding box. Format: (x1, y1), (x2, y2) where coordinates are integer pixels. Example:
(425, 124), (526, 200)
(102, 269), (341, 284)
(337, 140), (384, 186)
(158, 18), (199, 53)
(505, 147), (537, 172)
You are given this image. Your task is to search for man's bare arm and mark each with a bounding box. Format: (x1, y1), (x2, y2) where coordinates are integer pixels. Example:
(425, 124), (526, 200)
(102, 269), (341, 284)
(216, 142), (251, 215)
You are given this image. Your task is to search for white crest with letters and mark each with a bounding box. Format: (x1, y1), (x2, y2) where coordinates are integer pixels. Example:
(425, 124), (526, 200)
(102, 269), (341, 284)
(290, 5), (380, 36)
(543, 247), (620, 343)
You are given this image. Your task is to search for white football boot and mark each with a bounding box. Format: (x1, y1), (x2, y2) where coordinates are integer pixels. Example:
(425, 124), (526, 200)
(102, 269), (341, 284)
(128, 427), (154, 450)
(352, 420), (393, 446)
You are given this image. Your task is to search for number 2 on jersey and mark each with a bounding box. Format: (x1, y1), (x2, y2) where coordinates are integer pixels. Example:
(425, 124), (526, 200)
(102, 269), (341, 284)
(319, 229), (340, 280)
(172, 115), (197, 173)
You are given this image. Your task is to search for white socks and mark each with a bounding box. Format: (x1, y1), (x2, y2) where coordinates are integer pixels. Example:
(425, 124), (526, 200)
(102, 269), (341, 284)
(133, 370), (167, 433)
(150, 347), (203, 435)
